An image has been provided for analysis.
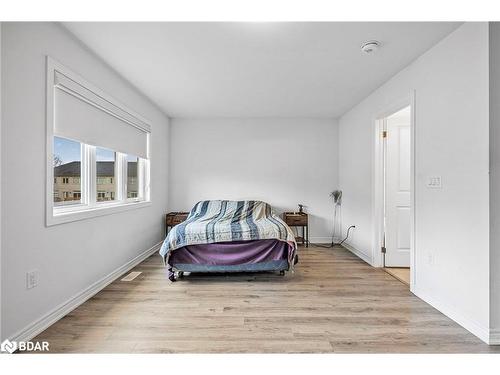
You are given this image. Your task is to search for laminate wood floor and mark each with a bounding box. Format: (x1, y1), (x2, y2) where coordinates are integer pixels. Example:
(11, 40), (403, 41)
(384, 267), (410, 286)
(33, 245), (500, 353)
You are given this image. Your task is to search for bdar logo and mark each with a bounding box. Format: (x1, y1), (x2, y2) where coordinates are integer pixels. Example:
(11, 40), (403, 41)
(0, 339), (49, 353)
(1, 339), (18, 354)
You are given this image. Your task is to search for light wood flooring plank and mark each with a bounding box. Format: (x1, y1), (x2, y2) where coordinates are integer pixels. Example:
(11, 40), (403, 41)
(31, 245), (499, 353)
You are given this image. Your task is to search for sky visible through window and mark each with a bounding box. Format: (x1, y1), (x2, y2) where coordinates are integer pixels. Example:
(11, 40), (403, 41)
(54, 136), (80, 164)
(54, 137), (119, 163)
(96, 146), (114, 161)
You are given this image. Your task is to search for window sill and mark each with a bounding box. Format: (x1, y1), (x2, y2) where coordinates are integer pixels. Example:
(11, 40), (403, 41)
(47, 200), (152, 226)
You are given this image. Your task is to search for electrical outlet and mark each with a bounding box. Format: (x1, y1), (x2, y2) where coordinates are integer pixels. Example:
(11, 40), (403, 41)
(426, 176), (442, 189)
(26, 270), (38, 289)
(427, 253), (435, 266)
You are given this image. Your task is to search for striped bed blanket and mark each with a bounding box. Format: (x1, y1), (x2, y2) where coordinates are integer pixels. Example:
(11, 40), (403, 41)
(159, 200), (297, 265)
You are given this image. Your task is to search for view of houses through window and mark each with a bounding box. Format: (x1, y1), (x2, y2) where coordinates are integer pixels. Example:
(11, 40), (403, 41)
(127, 154), (139, 199)
(53, 137), (141, 206)
(96, 146), (116, 202)
(53, 137), (82, 206)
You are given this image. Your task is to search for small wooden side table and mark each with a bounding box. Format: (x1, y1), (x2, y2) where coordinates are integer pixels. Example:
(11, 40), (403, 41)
(283, 212), (309, 247)
(165, 212), (189, 236)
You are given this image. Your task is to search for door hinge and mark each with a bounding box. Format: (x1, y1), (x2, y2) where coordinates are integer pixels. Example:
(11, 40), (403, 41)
(381, 246), (386, 254)
(382, 130), (387, 138)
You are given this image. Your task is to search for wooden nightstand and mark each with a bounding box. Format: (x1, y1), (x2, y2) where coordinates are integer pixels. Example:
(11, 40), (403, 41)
(283, 212), (309, 247)
(165, 212), (189, 236)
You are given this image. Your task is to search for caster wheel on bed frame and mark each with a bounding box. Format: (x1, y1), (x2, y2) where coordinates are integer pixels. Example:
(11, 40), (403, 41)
(169, 270), (184, 282)
(279, 270), (286, 276)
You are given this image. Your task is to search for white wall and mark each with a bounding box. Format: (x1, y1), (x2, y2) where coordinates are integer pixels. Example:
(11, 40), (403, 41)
(339, 23), (491, 342)
(489, 22), (500, 343)
(0, 21), (3, 341)
(1, 23), (170, 340)
(169, 118), (338, 242)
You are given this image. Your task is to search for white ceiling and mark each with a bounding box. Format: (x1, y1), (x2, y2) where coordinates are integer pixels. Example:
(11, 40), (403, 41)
(63, 22), (461, 118)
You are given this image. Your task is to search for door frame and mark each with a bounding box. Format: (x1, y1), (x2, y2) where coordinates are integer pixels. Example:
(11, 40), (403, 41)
(372, 90), (416, 290)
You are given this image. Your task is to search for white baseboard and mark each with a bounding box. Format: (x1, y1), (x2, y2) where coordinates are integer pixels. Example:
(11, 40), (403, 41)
(341, 242), (373, 265)
(490, 329), (500, 345)
(339, 241), (495, 346)
(8, 241), (162, 343)
(412, 286), (490, 345)
(308, 236), (335, 244)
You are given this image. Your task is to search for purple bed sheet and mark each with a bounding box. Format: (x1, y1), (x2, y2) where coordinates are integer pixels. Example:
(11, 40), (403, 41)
(168, 239), (293, 275)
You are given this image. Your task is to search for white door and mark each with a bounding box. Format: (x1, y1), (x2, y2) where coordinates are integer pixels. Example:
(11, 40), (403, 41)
(384, 106), (411, 267)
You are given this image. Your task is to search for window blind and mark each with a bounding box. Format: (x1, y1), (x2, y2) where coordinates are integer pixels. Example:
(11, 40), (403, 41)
(52, 71), (150, 159)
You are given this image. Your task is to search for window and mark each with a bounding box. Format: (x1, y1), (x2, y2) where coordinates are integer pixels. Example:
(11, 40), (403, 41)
(96, 147), (116, 202)
(127, 155), (139, 199)
(53, 137), (82, 206)
(46, 58), (151, 226)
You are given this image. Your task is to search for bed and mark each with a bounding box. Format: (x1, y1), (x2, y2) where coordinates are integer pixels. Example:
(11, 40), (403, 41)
(159, 200), (298, 281)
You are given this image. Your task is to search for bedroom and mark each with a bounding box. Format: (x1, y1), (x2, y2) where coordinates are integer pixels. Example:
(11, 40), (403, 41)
(1, 1), (500, 371)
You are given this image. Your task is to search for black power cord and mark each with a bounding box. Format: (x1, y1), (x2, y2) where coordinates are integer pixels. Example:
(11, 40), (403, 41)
(312, 225), (356, 248)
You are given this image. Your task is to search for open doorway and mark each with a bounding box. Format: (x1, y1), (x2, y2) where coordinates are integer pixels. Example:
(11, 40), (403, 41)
(379, 105), (412, 287)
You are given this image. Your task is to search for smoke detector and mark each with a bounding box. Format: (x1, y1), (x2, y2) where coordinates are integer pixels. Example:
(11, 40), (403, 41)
(361, 40), (380, 54)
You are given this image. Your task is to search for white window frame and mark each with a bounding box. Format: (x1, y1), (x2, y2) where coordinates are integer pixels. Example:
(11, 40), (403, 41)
(46, 57), (152, 226)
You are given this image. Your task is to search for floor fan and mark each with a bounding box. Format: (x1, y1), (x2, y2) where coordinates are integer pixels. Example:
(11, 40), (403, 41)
(330, 190), (342, 245)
